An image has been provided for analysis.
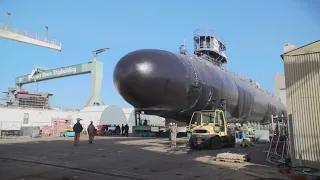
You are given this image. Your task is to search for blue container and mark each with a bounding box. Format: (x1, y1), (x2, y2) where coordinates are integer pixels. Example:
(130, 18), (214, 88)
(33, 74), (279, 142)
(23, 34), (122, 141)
(65, 132), (75, 137)
(60, 132), (75, 137)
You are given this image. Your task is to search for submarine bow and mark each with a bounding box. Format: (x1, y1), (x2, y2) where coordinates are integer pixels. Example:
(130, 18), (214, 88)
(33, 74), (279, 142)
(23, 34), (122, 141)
(113, 49), (191, 116)
(113, 49), (287, 123)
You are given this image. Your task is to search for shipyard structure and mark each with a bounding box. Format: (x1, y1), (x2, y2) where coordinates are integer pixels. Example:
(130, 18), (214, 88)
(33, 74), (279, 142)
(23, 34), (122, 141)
(0, 61), (165, 136)
(0, 19), (164, 137)
(2, 88), (53, 109)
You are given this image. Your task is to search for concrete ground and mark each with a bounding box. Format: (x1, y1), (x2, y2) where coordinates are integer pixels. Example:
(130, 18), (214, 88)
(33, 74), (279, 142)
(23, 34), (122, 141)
(0, 136), (288, 180)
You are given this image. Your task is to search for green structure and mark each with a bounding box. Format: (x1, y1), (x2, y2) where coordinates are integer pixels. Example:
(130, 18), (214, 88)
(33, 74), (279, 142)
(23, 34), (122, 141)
(15, 60), (105, 107)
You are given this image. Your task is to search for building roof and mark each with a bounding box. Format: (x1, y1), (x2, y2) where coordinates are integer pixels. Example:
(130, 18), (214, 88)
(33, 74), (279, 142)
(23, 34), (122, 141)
(281, 40), (320, 60)
(80, 105), (110, 112)
(122, 108), (134, 114)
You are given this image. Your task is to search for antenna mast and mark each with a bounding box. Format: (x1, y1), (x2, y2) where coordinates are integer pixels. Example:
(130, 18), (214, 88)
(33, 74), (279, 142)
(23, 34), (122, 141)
(179, 36), (187, 55)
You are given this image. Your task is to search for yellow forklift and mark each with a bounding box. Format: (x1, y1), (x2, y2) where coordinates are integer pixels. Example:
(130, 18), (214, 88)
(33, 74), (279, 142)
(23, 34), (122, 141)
(188, 109), (235, 150)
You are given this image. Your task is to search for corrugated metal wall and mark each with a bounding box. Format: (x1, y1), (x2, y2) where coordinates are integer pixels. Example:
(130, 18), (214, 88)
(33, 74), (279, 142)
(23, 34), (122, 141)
(284, 52), (320, 168)
(279, 89), (287, 106)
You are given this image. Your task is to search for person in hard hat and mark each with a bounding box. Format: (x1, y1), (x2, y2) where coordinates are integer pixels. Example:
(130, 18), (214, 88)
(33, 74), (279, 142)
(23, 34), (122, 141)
(171, 122), (178, 147)
(87, 121), (96, 144)
(235, 124), (243, 139)
(226, 123), (232, 136)
(247, 126), (253, 135)
(73, 118), (83, 146)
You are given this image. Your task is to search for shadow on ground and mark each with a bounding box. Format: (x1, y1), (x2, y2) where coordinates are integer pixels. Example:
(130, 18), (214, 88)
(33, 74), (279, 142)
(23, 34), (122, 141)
(0, 136), (287, 180)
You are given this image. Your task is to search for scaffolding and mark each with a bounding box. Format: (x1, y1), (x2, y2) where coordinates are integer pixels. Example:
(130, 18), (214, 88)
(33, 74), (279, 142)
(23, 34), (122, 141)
(3, 88), (52, 109)
(15, 92), (52, 109)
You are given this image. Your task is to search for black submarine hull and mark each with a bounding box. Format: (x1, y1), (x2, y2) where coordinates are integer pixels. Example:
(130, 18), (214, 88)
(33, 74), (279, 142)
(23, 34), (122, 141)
(113, 49), (287, 124)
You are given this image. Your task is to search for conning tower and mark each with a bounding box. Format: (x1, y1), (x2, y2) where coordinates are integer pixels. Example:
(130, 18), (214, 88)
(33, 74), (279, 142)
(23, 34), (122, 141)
(193, 28), (227, 66)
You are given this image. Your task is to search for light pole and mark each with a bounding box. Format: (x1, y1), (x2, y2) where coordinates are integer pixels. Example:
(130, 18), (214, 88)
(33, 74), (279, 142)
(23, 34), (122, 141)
(92, 48), (110, 61)
(7, 12), (11, 28)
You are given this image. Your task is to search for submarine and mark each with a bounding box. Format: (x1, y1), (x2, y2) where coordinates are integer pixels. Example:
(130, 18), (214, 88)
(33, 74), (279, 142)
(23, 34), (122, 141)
(113, 28), (287, 124)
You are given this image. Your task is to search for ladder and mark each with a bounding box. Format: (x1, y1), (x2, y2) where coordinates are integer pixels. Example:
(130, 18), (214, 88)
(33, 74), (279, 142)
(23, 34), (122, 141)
(266, 117), (290, 164)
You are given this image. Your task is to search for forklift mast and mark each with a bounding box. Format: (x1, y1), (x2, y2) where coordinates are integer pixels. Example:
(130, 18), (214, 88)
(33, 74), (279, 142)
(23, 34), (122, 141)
(188, 109), (227, 133)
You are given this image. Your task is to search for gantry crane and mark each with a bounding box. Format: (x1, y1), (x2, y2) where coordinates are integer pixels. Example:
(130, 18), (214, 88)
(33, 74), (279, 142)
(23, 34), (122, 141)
(0, 12), (62, 51)
(12, 48), (109, 107)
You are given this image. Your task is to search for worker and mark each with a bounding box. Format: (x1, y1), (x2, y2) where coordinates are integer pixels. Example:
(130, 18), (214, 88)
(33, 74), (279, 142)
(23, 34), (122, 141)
(113, 124), (117, 135)
(247, 126), (253, 135)
(121, 124), (125, 135)
(227, 123), (232, 136)
(171, 122), (178, 147)
(73, 118), (83, 146)
(168, 123), (172, 141)
(104, 124), (109, 135)
(124, 124), (129, 137)
(87, 121), (96, 144)
(235, 124), (243, 139)
(116, 124), (121, 135)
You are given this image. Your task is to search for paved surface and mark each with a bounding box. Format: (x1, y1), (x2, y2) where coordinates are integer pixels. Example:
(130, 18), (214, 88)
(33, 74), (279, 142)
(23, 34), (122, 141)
(0, 136), (287, 180)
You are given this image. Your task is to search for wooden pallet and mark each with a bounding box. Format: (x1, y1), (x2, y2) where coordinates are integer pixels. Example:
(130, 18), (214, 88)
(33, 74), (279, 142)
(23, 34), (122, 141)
(214, 153), (250, 163)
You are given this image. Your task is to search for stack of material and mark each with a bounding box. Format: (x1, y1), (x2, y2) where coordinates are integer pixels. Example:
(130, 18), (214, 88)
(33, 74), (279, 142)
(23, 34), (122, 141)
(240, 138), (255, 147)
(20, 126), (40, 138)
(41, 126), (53, 136)
(214, 152), (250, 163)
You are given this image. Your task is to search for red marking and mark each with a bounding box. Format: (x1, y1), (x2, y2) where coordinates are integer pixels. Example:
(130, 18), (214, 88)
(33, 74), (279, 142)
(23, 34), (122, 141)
(18, 90), (29, 94)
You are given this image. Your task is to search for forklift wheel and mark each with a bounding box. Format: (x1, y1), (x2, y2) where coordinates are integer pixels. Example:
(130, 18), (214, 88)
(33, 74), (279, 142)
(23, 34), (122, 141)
(230, 141), (236, 147)
(230, 137), (236, 147)
(211, 136), (221, 150)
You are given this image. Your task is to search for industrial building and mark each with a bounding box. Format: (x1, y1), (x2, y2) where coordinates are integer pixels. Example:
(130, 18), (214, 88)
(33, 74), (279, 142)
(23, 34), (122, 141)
(274, 73), (286, 106)
(78, 106), (127, 130)
(0, 105), (165, 134)
(281, 40), (320, 169)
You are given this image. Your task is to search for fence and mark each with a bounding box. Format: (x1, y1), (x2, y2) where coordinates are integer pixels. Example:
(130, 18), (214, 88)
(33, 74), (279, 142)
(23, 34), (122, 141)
(0, 121), (52, 131)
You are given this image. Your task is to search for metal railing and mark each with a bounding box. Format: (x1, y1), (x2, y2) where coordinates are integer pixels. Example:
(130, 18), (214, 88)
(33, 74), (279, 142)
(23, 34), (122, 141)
(194, 28), (226, 47)
(0, 23), (62, 48)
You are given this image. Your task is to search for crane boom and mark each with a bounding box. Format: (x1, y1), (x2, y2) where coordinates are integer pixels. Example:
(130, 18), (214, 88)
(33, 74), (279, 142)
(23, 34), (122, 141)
(16, 63), (91, 86)
(0, 23), (62, 51)
(15, 61), (104, 107)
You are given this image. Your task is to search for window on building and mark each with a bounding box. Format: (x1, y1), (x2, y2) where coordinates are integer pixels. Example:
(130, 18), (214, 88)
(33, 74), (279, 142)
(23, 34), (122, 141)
(23, 113), (29, 124)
